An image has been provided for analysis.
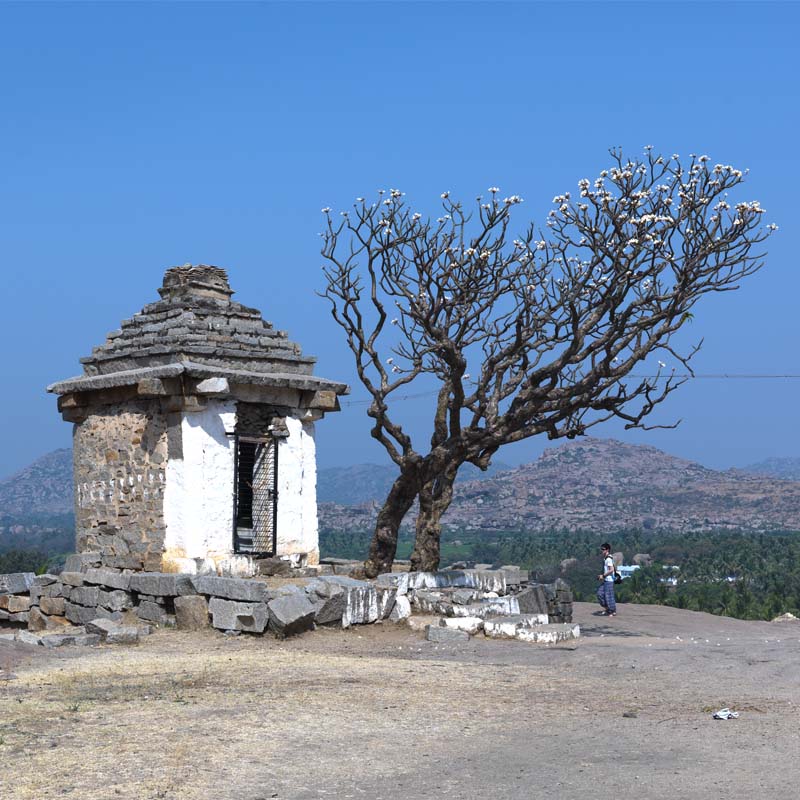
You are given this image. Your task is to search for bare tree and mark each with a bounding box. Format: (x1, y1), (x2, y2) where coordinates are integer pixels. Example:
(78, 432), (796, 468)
(320, 149), (776, 576)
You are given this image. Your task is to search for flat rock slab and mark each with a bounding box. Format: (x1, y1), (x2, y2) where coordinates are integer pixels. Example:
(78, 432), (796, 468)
(208, 598), (269, 633)
(451, 596), (521, 619)
(86, 618), (140, 644)
(484, 614), (549, 639)
(426, 625), (470, 643)
(192, 576), (270, 603)
(405, 570), (507, 594)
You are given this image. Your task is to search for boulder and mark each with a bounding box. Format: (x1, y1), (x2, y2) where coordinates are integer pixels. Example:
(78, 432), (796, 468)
(192, 575), (270, 602)
(0, 573), (35, 594)
(425, 625), (469, 643)
(174, 595), (210, 631)
(208, 597), (269, 633)
(267, 594), (316, 637)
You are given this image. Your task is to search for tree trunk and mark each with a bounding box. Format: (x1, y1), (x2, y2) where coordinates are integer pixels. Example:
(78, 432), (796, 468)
(409, 472), (457, 572)
(363, 469), (418, 578)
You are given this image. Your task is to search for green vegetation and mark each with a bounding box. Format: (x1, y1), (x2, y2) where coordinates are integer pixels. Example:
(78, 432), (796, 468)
(321, 527), (800, 620)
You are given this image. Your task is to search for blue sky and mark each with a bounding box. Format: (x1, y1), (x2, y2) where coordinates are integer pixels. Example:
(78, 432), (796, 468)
(1, 0), (797, 478)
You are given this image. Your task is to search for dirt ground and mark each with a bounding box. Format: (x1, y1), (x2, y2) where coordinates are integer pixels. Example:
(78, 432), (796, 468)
(1, 602), (799, 800)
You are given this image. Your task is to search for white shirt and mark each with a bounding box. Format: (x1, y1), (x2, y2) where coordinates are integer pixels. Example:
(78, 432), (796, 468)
(604, 555), (615, 583)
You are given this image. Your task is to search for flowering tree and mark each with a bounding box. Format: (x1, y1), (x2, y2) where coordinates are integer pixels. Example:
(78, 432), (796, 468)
(320, 148), (776, 576)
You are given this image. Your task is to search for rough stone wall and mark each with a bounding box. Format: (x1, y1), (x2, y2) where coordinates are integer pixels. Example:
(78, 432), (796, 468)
(73, 400), (168, 571)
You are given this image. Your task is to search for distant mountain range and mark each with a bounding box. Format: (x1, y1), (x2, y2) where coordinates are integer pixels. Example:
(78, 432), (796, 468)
(2, 440), (799, 535)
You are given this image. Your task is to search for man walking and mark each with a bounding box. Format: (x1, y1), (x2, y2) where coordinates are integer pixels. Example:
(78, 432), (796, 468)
(597, 542), (617, 617)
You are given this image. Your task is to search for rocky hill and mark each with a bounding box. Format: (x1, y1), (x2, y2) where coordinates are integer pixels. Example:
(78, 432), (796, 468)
(0, 448), (74, 514)
(740, 457), (800, 481)
(3, 440), (800, 537)
(319, 438), (800, 534)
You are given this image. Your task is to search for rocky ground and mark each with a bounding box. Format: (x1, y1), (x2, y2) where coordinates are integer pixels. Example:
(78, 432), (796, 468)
(1, 602), (799, 800)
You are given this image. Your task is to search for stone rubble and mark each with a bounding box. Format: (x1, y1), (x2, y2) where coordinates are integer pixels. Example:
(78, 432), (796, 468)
(0, 560), (575, 647)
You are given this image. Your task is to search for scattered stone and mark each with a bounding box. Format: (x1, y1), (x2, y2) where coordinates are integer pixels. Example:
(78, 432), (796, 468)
(73, 633), (103, 647)
(0, 573), (35, 594)
(425, 625), (469, 643)
(208, 598), (269, 633)
(267, 594), (316, 637)
(86, 618), (140, 644)
(192, 575), (270, 602)
(174, 595), (210, 631)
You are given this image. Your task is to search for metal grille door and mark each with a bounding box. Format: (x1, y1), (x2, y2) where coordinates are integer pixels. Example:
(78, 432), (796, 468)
(234, 437), (278, 555)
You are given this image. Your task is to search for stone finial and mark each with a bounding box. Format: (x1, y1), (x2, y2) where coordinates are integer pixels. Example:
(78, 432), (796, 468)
(158, 264), (234, 303)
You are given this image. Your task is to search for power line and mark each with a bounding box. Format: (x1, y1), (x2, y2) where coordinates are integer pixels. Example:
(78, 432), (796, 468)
(340, 373), (800, 407)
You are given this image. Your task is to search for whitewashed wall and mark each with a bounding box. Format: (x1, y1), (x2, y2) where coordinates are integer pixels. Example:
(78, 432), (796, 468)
(163, 400), (236, 561)
(276, 416), (319, 564)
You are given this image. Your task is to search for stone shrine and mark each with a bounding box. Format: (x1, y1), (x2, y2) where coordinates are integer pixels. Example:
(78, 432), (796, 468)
(48, 264), (348, 574)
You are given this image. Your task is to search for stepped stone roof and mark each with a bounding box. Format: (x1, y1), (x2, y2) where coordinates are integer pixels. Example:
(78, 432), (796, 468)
(48, 264), (348, 397)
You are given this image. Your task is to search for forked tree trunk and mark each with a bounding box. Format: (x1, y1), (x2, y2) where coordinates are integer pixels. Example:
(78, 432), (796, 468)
(364, 469), (418, 578)
(409, 471), (457, 572)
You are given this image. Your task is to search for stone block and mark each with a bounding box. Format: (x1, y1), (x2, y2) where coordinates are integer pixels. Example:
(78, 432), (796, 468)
(452, 588), (481, 605)
(499, 566), (522, 586)
(208, 597), (269, 633)
(73, 633), (103, 647)
(311, 590), (346, 626)
(17, 630), (42, 646)
(0, 573), (35, 594)
(84, 568), (131, 591)
(86, 618), (140, 644)
(388, 595), (411, 621)
(0, 609), (7, 620)
(1, 595), (31, 613)
(33, 574), (59, 587)
(256, 557), (292, 577)
(28, 606), (49, 632)
(129, 572), (193, 597)
(65, 602), (122, 626)
(375, 572), (409, 596)
(267, 594), (316, 638)
(69, 586), (101, 607)
(425, 625), (469, 643)
(451, 596), (521, 619)
(514, 586), (549, 615)
(174, 595), (210, 631)
(377, 586), (398, 619)
(136, 600), (169, 624)
(63, 553), (102, 572)
(39, 596), (67, 616)
(440, 616), (484, 635)
(515, 623), (580, 644)
(410, 590), (455, 617)
(405, 570), (506, 594)
(60, 572), (85, 588)
(34, 582), (65, 599)
(192, 575), (269, 602)
(8, 612), (30, 623)
(316, 577), (382, 628)
(98, 589), (134, 612)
